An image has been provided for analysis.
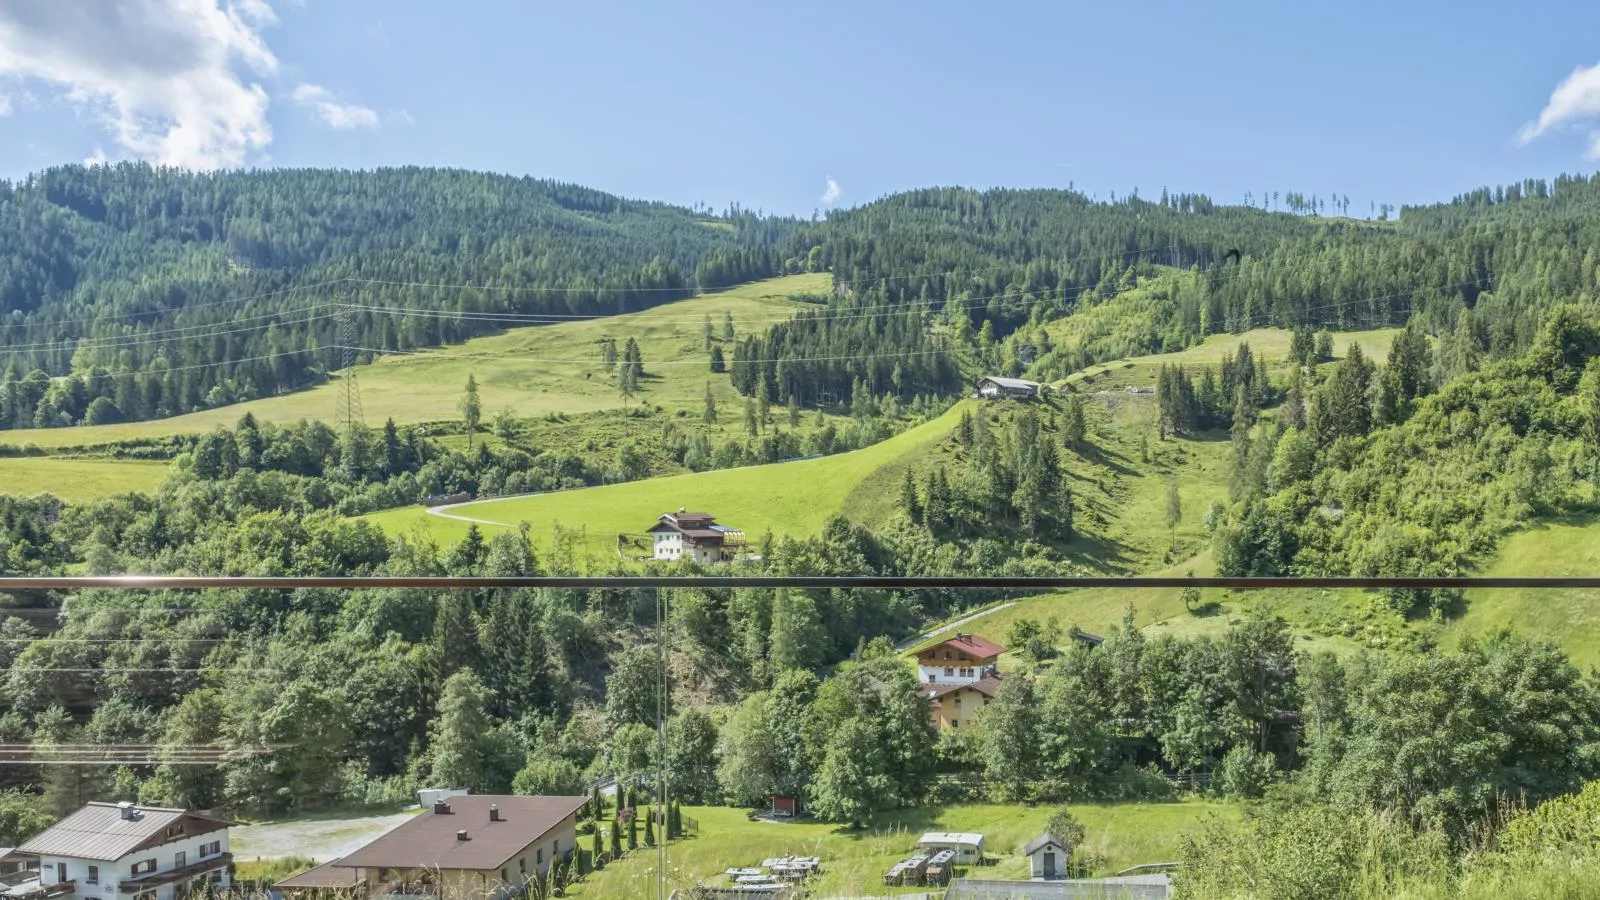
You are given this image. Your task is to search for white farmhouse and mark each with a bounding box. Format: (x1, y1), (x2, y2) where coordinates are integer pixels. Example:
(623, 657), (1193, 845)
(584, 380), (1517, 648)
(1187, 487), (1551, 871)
(648, 509), (744, 565)
(16, 802), (234, 900)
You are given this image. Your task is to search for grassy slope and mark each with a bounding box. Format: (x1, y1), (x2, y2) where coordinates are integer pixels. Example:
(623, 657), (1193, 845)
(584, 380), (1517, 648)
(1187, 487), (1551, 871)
(897, 328), (1400, 654)
(1057, 327), (1398, 391)
(567, 801), (1233, 899)
(0, 457), (170, 503)
(1442, 514), (1600, 669)
(365, 402), (972, 558)
(1, 274), (829, 451)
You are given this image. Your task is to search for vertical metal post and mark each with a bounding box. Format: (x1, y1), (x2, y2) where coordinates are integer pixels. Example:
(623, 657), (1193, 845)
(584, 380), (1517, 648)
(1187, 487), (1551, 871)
(656, 586), (668, 899)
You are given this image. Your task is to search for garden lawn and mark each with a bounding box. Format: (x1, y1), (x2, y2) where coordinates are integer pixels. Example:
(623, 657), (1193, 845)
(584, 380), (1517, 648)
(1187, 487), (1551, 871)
(566, 801), (1234, 899)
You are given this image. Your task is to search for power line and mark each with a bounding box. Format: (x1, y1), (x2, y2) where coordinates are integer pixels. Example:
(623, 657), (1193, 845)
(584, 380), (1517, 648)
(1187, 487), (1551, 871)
(0, 306), (337, 355)
(3, 279), (345, 333)
(0, 346), (326, 389)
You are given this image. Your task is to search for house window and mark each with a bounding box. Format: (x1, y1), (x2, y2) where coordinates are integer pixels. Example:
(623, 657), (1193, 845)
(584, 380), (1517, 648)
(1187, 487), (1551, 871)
(954, 697), (962, 707)
(519, 858), (526, 876)
(166, 825), (183, 838)
(175, 852), (186, 869)
(199, 841), (221, 857)
(500, 869), (507, 883)
(132, 860), (157, 877)
(87, 867), (98, 886)
(378, 869), (390, 882)
(950, 719), (959, 728)
(537, 848), (543, 865)
(944, 667), (953, 677)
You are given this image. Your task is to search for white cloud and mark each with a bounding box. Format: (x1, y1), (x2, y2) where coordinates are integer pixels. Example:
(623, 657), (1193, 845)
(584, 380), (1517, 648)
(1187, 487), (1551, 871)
(292, 82), (379, 130)
(84, 145), (109, 166)
(0, 0), (279, 169)
(0, 92), (10, 117)
(820, 176), (842, 206)
(1520, 61), (1600, 145)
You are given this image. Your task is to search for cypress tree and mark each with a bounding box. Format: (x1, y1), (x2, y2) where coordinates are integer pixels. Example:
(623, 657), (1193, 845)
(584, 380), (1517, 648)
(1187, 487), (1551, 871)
(645, 808), (656, 846)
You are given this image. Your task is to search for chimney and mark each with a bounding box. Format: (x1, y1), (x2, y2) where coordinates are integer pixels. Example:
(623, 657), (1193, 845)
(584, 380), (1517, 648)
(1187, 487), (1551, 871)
(490, 804), (501, 822)
(678, 507), (687, 514)
(118, 801), (135, 820)
(456, 829), (470, 842)
(434, 800), (452, 815)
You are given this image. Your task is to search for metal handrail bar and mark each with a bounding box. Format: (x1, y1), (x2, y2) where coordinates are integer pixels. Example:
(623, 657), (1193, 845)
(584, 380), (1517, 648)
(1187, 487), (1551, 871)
(2, 576), (1599, 590)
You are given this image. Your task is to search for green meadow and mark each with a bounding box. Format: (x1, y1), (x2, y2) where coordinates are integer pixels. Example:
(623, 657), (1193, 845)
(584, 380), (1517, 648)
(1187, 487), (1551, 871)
(365, 401), (971, 556)
(0, 457), (171, 503)
(1, 274), (830, 451)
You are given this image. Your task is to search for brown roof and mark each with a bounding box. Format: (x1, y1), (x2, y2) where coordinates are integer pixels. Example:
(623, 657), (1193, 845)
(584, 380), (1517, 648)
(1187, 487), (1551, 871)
(275, 860), (364, 890)
(19, 804), (234, 861)
(275, 851), (366, 890)
(926, 675), (1003, 702)
(923, 633), (1006, 660)
(336, 796), (586, 871)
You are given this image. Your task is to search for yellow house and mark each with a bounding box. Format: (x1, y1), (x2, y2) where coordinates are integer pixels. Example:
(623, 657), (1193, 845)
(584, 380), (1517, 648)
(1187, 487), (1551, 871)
(275, 795), (585, 900)
(925, 675), (1001, 730)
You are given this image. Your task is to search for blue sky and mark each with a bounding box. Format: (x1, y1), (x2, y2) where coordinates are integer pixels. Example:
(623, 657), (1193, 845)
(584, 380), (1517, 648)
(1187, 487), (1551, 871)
(2, 0), (1600, 216)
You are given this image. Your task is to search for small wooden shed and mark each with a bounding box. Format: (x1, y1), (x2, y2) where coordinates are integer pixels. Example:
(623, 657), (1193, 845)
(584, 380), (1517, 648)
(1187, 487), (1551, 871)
(770, 794), (801, 817)
(1024, 832), (1071, 880)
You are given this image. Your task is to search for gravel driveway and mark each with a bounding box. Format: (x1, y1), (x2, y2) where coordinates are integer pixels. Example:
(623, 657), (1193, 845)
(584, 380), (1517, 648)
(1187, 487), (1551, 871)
(231, 810), (420, 862)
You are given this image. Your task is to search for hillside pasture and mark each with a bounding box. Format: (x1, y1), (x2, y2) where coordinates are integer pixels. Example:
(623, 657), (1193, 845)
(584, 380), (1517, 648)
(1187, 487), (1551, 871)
(365, 402), (971, 556)
(0, 274), (829, 451)
(1055, 326), (1399, 391)
(0, 457), (171, 502)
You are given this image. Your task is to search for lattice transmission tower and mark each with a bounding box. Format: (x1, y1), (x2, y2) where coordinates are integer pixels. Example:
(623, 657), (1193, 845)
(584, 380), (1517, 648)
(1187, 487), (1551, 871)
(334, 299), (365, 435)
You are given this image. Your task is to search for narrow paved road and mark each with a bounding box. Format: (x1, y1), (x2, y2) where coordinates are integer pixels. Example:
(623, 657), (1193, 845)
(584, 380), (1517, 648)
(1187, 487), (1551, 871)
(424, 497), (515, 527)
(894, 602), (1016, 652)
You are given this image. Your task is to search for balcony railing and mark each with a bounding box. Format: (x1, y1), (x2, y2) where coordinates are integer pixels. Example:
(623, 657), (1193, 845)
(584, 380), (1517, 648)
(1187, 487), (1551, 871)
(118, 855), (230, 894)
(9, 880), (75, 900)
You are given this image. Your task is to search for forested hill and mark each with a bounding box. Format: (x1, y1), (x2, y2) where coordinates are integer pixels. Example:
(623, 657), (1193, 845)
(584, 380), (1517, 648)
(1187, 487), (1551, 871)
(0, 164), (798, 428)
(8, 165), (1600, 433)
(726, 175), (1600, 408)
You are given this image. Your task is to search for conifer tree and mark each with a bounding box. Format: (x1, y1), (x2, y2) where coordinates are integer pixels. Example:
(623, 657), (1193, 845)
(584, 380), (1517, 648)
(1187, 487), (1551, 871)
(703, 383), (718, 423)
(460, 374), (481, 450)
(901, 468), (922, 525)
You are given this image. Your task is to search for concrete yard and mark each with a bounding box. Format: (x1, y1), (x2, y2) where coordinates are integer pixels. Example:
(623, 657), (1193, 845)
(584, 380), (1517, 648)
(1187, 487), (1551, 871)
(231, 810), (420, 863)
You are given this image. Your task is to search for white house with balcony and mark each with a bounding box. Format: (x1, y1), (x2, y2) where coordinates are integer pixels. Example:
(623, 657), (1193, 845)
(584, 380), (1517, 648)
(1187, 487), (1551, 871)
(647, 509), (744, 565)
(12, 802), (234, 900)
